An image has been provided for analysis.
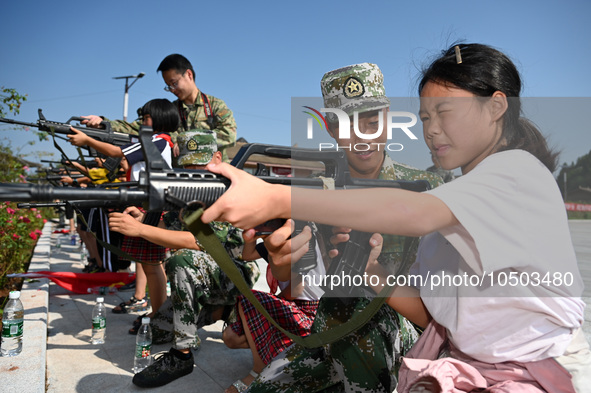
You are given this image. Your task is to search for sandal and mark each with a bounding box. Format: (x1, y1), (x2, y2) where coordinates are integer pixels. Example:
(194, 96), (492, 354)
(128, 313), (148, 335)
(229, 370), (259, 393)
(112, 296), (148, 314)
(82, 258), (98, 273)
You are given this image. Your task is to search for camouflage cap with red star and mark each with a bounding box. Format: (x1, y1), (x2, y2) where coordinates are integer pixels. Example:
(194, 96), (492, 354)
(320, 62), (390, 123)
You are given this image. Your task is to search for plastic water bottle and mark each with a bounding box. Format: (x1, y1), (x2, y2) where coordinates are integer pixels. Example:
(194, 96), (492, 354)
(133, 317), (152, 373)
(1, 291), (24, 357)
(70, 234), (77, 245)
(87, 286), (118, 295)
(91, 297), (106, 344)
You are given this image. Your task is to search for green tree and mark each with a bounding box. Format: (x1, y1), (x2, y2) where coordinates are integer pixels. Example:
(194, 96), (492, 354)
(0, 88), (53, 301)
(0, 87), (27, 117)
(0, 87), (53, 161)
(557, 149), (591, 204)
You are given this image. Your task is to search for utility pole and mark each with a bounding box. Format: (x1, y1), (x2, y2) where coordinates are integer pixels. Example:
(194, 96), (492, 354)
(113, 73), (145, 121)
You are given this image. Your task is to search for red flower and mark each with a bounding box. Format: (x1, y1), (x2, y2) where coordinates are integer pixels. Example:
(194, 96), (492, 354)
(22, 216), (31, 223)
(6, 207), (16, 215)
(29, 232), (38, 240)
(12, 233), (20, 240)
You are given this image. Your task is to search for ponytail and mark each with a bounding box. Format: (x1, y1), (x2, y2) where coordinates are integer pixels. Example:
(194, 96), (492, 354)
(497, 117), (558, 172)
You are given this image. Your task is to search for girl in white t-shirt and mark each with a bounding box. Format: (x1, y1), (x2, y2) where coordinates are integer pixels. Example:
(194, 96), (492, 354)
(201, 43), (590, 393)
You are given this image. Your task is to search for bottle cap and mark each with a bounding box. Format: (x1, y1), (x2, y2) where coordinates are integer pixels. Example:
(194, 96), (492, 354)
(9, 291), (21, 299)
(97, 297), (104, 302)
(142, 317), (150, 325)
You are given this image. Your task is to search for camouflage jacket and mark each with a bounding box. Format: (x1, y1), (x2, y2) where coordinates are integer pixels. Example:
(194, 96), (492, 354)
(426, 165), (456, 183)
(104, 92), (237, 162)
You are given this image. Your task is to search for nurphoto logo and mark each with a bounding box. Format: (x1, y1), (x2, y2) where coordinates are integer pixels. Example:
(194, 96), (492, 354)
(302, 106), (419, 152)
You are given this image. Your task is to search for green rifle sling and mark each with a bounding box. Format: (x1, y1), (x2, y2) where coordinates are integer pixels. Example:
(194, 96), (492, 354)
(183, 208), (396, 349)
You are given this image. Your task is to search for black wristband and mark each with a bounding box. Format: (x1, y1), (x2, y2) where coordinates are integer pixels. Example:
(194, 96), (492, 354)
(72, 178), (79, 187)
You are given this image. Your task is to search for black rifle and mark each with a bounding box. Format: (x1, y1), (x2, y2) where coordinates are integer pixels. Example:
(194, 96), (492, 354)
(42, 159), (100, 168)
(34, 174), (85, 181)
(0, 109), (138, 156)
(18, 200), (123, 210)
(18, 200), (123, 220)
(1, 126), (430, 285)
(50, 156), (124, 181)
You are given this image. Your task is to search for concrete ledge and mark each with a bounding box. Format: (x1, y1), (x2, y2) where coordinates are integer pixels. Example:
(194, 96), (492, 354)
(0, 222), (52, 393)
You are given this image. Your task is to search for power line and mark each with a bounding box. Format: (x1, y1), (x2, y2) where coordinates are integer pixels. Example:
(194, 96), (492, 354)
(25, 90), (120, 103)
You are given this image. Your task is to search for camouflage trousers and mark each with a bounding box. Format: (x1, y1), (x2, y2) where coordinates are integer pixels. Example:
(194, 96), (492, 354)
(248, 295), (420, 393)
(151, 248), (259, 351)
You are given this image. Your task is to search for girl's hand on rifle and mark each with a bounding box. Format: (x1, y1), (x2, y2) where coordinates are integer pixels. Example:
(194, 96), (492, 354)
(60, 176), (73, 186)
(268, 220), (311, 273)
(364, 233), (386, 283)
(108, 211), (144, 237)
(123, 206), (145, 222)
(202, 162), (290, 229)
(328, 226), (352, 259)
(67, 127), (91, 147)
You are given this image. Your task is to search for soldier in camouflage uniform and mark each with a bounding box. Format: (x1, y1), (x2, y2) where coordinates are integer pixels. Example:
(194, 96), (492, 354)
(148, 216), (260, 352)
(247, 63), (443, 393)
(81, 54), (237, 163)
(109, 131), (259, 388)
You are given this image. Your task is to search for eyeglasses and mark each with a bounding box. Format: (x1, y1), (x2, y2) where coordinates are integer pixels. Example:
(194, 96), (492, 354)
(163, 71), (185, 92)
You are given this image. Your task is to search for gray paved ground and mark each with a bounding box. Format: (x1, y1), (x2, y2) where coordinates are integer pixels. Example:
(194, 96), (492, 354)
(43, 230), (270, 393)
(1, 220), (590, 392)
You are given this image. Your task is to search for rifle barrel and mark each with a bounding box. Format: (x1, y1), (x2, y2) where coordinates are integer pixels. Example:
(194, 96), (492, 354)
(0, 183), (148, 205)
(18, 200), (125, 209)
(0, 117), (38, 128)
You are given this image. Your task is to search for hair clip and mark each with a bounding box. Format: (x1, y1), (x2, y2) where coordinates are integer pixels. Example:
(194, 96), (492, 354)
(454, 45), (463, 64)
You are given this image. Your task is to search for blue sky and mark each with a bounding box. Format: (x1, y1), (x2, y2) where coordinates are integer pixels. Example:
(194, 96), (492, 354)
(1, 0), (589, 172)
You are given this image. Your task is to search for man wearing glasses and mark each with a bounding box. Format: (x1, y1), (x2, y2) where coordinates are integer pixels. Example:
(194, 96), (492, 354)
(82, 54), (237, 163)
